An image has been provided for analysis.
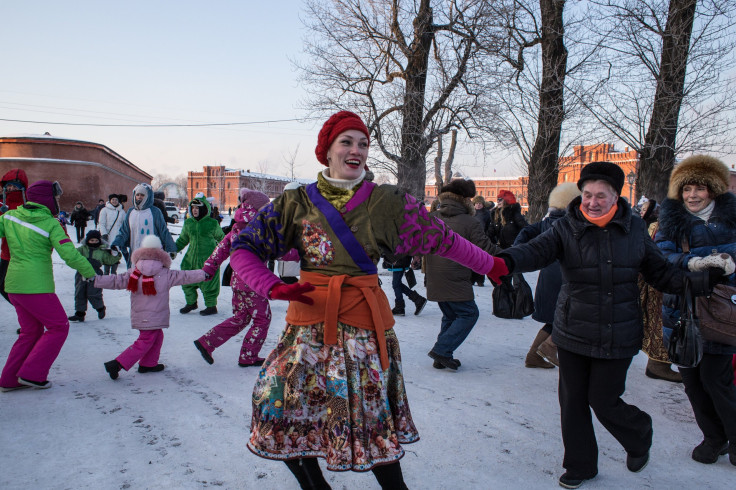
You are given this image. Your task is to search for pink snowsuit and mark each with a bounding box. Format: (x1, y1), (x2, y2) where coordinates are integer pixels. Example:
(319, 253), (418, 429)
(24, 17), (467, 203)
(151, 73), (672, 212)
(95, 245), (205, 370)
(198, 204), (272, 365)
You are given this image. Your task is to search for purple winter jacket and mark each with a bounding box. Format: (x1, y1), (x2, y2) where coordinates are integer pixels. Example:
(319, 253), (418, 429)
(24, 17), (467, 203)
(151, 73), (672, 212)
(95, 246), (205, 330)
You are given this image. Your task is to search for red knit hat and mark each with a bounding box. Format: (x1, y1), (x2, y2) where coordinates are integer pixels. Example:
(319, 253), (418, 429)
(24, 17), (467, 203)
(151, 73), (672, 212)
(498, 190), (517, 205)
(314, 111), (370, 166)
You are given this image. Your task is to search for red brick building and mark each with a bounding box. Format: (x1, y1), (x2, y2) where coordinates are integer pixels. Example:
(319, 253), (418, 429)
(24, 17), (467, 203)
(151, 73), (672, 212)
(0, 134), (152, 212)
(187, 165), (312, 211)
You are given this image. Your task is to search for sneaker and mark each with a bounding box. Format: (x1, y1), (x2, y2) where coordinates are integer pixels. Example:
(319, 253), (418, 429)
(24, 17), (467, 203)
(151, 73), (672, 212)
(427, 350), (461, 370)
(138, 364), (165, 373)
(558, 472), (596, 489)
(97, 307), (106, 319)
(391, 306), (405, 316)
(104, 360), (123, 380)
(194, 340), (214, 365)
(180, 303), (198, 314)
(17, 377), (52, 389)
(413, 296), (427, 315)
(626, 450), (649, 472)
(238, 358), (266, 367)
(0, 384), (32, 392)
(692, 439), (728, 464)
(199, 306), (217, 316)
(68, 311), (86, 322)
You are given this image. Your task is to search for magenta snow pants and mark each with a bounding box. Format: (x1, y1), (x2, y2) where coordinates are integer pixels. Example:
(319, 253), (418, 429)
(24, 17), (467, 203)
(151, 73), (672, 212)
(196, 286), (271, 364)
(0, 293), (69, 387)
(116, 329), (164, 371)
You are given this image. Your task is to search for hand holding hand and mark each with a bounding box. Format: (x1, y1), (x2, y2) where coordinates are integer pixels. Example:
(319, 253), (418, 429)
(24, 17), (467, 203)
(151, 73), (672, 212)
(269, 282), (315, 304)
(202, 263), (217, 277)
(486, 257), (509, 286)
(689, 253), (736, 274)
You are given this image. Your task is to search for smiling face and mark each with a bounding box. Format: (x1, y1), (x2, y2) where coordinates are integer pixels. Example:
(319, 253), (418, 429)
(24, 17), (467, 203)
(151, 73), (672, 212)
(110, 197), (119, 206)
(580, 180), (618, 218)
(682, 184), (712, 213)
(326, 129), (369, 180)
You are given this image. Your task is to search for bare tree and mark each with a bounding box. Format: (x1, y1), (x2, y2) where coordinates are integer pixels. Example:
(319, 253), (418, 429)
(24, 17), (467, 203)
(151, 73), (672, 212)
(282, 144), (301, 181)
(583, 0), (736, 201)
(433, 129), (458, 196)
(299, 0), (506, 199)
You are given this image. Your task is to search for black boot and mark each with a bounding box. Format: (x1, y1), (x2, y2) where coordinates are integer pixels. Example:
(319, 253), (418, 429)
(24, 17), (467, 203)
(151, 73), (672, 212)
(104, 360), (123, 380)
(97, 307), (106, 319)
(68, 311), (86, 322)
(138, 364), (165, 373)
(391, 305), (405, 316)
(372, 461), (409, 490)
(194, 340), (214, 364)
(428, 350), (460, 370)
(284, 458), (331, 489)
(199, 306), (218, 316)
(407, 290), (427, 315)
(180, 303), (198, 314)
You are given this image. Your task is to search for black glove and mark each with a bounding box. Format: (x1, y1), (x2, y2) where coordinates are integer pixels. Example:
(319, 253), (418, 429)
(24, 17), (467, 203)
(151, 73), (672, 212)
(707, 267), (726, 290)
(102, 234), (109, 242)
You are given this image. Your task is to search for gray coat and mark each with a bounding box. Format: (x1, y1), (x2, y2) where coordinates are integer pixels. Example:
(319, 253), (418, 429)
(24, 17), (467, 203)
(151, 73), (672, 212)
(425, 192), (500, 302)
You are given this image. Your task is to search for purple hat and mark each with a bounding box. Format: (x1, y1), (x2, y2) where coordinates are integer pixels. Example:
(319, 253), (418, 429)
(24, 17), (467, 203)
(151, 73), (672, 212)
(26, 180), (60, 215)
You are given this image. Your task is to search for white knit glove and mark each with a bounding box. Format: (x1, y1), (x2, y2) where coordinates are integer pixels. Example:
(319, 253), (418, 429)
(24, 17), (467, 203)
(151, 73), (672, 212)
(687, 253), (736, 275)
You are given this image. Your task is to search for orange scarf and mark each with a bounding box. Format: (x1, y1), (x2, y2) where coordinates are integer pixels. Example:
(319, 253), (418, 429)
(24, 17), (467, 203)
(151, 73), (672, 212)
(286, 270), (394, 369)
(581, 203), (618, 228)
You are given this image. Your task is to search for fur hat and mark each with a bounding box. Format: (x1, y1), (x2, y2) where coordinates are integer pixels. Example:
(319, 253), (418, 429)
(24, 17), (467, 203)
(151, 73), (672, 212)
(548, 182), (581, 210)
(577, 161), (625, 195)
(498, 189), (517, 205)
(315, 111), (370, 166)
(26, 180), (59, 215)
(440, 179), (476, 198)
(239, 188), (270, 210)
(472, 195), (486, 205)
(667, 154), (730, 200)
(130, 235), (171, 268)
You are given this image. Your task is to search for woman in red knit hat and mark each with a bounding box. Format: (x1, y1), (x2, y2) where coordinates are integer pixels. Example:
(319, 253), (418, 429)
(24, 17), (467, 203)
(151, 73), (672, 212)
(228, 111), (508, 489)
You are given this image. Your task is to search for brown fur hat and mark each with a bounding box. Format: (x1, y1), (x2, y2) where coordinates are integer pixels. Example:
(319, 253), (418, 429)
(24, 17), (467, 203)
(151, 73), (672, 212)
(668, 154), (730, 200)
(440, 179), (476, 199)
(548, 182), (581, 210)
(130, 235), (172, 268)
(472, 195), (486, 205)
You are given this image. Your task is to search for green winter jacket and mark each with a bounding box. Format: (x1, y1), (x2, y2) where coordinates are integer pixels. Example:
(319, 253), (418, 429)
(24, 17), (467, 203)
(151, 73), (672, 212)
(76, 244), (122, 276)
(176, 197), (225, 270)
(0, 202), (96, 293)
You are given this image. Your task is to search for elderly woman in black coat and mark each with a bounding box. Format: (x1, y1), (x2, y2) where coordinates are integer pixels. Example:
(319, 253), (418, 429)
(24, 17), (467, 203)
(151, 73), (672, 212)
(655, 154), (736, 467)
(492, 161), (727, 489)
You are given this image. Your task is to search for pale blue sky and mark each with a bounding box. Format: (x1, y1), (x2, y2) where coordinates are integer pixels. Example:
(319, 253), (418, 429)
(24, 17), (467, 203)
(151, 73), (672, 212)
(0, 1), (324, 179)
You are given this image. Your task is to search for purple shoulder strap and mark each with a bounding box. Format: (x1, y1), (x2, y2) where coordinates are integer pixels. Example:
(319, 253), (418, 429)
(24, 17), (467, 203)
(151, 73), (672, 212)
(306, 182), (377, 274)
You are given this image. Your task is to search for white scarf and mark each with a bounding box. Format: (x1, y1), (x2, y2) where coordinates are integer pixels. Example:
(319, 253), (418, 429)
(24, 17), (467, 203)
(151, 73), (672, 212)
(321, 168), (366, 190)
(688, 199), (715, 222)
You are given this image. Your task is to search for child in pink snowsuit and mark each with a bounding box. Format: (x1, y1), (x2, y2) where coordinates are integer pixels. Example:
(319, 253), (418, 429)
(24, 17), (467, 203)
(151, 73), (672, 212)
(194, 188), (273, 367)
(96, 235), (208, 380)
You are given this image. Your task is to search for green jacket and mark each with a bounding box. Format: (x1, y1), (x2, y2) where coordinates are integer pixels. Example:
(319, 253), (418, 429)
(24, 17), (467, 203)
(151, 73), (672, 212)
(76, 244), (121, 276)
(176, 197), (224, 270)
(0, 203), (96, 293)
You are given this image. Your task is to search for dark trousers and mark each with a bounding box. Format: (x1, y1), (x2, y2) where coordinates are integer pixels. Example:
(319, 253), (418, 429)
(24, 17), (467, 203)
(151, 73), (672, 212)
(558, 348), (652, 477)
(679, 353), (736, 444)
(392, 270), (412, 307)
(75, 225), (86, 243)
(74, 273), (104, 312)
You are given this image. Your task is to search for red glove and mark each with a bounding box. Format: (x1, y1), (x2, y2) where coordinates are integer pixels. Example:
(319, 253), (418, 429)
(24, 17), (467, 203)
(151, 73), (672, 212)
(269, 282), (315, 305)
(486, 257), (509, 286)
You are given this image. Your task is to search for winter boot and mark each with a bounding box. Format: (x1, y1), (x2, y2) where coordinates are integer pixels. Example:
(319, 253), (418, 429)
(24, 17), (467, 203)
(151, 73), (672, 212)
(194, 340), (214, 364)
(407, 290), (428, 315)
(691, 439), (728, 464)
(199, 306), (217, 316)
(138, 364), (165, 373)
(644, 359), (682, 383)
(68, 311), (86, 322)
(17, 377), (52, 389)
(239, 358), (266, 367)
(179, 303), (198, 314)
(97, 307), (106, 319)
(536, 336), (559, 367)
(428, 350), (460, 370)
(104, 360), (123, 380)
(525, 329), (555, 368)
(391, 305), (405, 316)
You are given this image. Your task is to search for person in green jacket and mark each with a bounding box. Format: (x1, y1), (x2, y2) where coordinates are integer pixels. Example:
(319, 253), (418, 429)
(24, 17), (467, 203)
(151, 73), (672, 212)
(176, 195), (224, 315)
(68, 230), (121, 322)
(0, 180), (96, 391)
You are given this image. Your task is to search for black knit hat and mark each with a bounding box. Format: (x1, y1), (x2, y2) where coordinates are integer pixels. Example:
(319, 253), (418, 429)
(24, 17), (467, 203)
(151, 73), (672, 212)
(577, 161), (625, 195)
(440, 179), (476, 198)
(85, 230), (102, 241)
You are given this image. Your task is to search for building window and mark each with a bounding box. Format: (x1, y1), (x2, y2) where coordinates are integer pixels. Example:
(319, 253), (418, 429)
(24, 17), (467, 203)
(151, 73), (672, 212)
(195, 182), (199, 189)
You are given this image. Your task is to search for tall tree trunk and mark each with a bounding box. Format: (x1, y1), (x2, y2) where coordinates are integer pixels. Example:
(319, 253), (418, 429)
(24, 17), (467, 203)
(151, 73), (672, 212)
(526, 0), (567, 223)
(639, 0), (697, 202)
(434, 135), (444, 197)
(398, 0), (433, 199)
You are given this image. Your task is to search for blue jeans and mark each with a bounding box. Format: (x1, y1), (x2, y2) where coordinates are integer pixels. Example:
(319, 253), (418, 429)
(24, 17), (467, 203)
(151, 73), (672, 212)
(431, 300), (479, 357)
(392, 270), (412, 307)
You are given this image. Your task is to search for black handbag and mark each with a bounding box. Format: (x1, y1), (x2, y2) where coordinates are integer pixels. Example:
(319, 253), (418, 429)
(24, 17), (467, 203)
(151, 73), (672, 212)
(222, 263), (233, 287)
(668, 278), (704, 368)
(492, 273), (534, 319)
(405, 268), (417, 289)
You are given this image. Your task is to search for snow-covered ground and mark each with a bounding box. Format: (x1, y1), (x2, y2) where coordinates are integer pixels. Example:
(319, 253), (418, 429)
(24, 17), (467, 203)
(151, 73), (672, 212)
(1, 219), (733, 489)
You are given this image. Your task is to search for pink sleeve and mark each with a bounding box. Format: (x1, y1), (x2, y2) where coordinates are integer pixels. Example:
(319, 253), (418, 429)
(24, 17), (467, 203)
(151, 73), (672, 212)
(230, 249), (282, 298)
(281, 248), (300, 262)
(437, 232), (495, 274)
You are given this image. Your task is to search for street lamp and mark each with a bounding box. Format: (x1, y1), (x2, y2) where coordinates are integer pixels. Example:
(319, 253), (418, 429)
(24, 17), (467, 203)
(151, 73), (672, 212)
(627, 170), (636, 204)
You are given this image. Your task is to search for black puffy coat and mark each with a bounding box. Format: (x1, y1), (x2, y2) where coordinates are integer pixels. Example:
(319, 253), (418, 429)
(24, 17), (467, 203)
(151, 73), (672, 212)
(501, 197), (708, 359)
(513, 209), (566, 325)
(489, 203), (527, 248)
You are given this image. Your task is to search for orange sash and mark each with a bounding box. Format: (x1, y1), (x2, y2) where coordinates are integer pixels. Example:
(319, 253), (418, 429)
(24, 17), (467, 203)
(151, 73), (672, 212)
(286, 270), (395, 369)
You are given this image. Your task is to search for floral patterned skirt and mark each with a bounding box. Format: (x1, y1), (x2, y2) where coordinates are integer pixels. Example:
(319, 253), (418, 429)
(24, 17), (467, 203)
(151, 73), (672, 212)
(247, 321), (419, 471)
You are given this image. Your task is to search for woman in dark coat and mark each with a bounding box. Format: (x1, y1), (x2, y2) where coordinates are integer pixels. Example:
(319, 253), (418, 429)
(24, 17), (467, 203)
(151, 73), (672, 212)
(655, 154), (736, 467)
(69, 201), (90, 243)
(489, 189), (527, 248)
(514, 182), (580, 369)
(494, 161), (723, 488)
